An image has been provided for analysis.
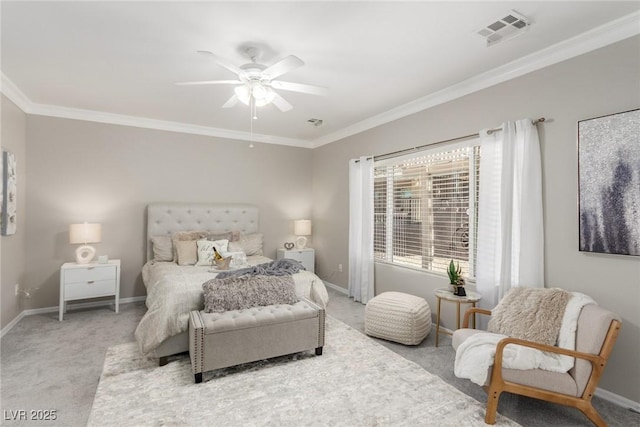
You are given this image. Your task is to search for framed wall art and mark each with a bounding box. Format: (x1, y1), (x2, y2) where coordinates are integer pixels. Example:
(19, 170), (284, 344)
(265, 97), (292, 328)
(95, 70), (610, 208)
(2, 150), (17, 236)
(578, 109), (639, 256)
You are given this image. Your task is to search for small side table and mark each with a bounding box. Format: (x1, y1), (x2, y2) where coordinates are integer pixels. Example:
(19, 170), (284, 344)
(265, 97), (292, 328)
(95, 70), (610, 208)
(276, 248), (315, 273)
(434, 287), (482, 347)
(59, 259), (121, 321)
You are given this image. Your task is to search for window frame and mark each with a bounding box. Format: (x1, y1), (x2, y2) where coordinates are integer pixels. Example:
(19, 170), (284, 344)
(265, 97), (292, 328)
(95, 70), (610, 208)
(373, 138), (481, 281)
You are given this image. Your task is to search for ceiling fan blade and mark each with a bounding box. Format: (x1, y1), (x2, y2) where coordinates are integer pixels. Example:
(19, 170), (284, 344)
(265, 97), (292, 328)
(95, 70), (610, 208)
(271, 92), (293, 112)
(270, 80), (328, 97)
(222, 95), (239, 109)
(262, 55), (304, 80)
(176, 80), (241, 86)
(197, 50), (244, 76)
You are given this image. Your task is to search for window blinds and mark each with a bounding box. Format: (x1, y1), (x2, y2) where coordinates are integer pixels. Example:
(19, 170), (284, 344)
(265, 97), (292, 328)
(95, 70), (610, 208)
(373, 145), (480, 279)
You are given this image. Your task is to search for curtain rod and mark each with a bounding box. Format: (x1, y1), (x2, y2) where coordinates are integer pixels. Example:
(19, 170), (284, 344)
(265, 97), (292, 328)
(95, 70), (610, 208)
(357, 118), (546, 163)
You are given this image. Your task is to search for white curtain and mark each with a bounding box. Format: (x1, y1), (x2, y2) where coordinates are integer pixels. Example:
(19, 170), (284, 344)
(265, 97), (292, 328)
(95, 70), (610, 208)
(476, 119), (544, 315)
(348, 156), (375, 303)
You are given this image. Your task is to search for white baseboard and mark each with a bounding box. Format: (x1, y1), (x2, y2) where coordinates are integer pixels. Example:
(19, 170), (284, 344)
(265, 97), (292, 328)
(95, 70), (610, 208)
(595, 387), (640, 413)
(1, 296), (147, 338)
(0, 311), (27, 338)
(323, 280), (348, 295)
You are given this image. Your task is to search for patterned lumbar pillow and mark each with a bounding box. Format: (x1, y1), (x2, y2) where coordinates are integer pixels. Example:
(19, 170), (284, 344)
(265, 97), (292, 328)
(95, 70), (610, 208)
(202, 275), (299, 313)
(195, 239), (230, 267)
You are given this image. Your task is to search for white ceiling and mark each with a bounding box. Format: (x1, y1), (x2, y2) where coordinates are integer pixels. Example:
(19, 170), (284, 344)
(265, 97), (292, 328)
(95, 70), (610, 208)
(2, 1), (639, 148)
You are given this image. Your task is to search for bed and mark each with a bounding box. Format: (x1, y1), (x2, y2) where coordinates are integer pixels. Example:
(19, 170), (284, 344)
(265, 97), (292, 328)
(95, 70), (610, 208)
(134, 203), (329, 363)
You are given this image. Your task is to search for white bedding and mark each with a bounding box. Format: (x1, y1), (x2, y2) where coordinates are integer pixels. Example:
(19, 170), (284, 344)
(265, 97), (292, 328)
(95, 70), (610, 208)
(134, 256), (329, 356)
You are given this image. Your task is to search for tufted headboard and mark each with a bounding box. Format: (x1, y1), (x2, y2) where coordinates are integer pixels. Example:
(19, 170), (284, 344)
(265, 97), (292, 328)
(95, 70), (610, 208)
(146, 203), (259, 261)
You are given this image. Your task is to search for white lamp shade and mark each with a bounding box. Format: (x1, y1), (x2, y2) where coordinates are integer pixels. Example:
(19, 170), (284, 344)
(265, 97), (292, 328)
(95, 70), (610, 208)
(294, 220), (312, 236)
(69, 223), (102, 244)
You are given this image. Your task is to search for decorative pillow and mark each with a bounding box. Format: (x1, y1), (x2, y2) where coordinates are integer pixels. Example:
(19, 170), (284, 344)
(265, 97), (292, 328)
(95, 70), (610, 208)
(488, 287), (571, 346)
(228, 233), (263, 256)
(195, 239), (230, 267)
(202, 275), (299, 313)
(175, 240), (198, 266)
(151, 235), (173, 262)
(207, 231), (235, 242)
(172, 231), (209, 261)
(212, 231), (240, 242)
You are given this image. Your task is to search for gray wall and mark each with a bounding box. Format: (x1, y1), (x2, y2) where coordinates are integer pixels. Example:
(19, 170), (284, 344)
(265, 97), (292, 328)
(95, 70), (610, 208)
(1, 96), (28, 328)
(312, 36), (640, 401)
(23, 116), (312, 310)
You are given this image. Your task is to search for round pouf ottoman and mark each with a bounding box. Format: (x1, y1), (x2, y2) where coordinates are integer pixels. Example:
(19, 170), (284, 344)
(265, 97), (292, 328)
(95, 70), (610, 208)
(365, 291), (432, 345)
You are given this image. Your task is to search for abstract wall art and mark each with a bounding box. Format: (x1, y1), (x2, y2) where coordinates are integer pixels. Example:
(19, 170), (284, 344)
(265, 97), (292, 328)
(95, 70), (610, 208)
(2, 150), (17, 236)
(578, 109), (639, 256)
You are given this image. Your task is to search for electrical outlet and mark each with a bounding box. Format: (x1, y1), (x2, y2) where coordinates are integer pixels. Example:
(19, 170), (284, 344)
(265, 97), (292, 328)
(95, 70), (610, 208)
(338, 264), (343, 272)
(15, 284), (19, 296)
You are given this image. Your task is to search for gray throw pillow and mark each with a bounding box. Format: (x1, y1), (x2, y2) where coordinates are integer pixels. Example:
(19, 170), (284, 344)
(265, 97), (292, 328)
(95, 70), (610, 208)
(151, 235), (173, 262)
(202, 275), (299, 313)
(228, 233), (263, 256)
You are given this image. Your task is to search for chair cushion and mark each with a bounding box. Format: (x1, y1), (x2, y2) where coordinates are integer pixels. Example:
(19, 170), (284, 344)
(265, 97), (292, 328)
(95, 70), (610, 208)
(502, 368), (578, 396)
(454, 328), (579, 395)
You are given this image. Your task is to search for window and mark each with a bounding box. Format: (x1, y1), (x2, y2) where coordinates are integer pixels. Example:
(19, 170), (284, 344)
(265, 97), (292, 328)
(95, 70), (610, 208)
(373, 143), (480, 279)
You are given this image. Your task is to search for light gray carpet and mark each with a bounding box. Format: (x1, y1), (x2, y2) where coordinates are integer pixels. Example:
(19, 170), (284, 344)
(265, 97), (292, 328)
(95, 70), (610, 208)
(1, 288), (639, 426)
(88, 317), (518, 426)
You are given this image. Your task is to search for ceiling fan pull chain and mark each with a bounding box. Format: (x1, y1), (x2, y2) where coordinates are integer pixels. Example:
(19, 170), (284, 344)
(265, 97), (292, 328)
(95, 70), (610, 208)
(250, 98), (254, 137)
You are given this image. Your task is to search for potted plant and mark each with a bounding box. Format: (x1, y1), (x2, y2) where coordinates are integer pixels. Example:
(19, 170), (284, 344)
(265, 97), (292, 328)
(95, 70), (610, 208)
(447, 260), (466, 296)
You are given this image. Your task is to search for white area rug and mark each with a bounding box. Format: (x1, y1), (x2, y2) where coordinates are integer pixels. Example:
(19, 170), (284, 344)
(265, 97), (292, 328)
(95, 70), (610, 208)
(89, 317), (519, 426)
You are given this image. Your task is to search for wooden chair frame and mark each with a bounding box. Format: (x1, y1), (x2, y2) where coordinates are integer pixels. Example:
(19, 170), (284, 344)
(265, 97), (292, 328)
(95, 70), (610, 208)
(461, 308), (622, 426)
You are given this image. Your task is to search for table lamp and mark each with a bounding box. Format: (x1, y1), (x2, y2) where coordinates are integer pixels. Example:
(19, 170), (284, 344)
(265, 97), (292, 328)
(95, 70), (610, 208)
(69, 222), (102, 264)
(294, 219), (311, 249)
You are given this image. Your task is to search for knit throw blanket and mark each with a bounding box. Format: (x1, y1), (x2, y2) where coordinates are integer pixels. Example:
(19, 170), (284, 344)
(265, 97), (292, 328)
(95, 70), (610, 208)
(488, 287), (571, 346)
(202, 275), (299, 313)
(216, 258), (304, 279)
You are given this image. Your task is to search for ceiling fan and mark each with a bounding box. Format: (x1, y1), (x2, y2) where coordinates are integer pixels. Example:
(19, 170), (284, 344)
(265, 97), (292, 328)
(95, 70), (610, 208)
(177, 47), (328, 112)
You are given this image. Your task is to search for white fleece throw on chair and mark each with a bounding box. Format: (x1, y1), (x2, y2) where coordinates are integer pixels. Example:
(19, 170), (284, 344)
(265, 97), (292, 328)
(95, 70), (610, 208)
(454, 292), (596, 386)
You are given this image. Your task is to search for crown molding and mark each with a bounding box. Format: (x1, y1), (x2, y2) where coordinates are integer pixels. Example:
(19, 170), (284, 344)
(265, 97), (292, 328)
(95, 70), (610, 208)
(28, 103), (313, 148)
(2, 11), (638, 150)
(1, 72), (33, 113)
(311, 10), (640, 148)
(0, 73), (312, 148)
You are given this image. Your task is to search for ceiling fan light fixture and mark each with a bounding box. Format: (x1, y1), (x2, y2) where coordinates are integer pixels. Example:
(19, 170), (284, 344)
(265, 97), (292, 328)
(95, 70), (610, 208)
(235, 82), (276, 107)
(252, 83), (268, 100)
(182, 47), (326, 113)
(234, 85), (251, 105)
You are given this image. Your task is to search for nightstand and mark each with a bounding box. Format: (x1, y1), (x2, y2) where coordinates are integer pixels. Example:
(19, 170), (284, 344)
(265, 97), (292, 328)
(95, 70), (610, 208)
(276, 248), (315, 273)
(59, 259), (120, 321)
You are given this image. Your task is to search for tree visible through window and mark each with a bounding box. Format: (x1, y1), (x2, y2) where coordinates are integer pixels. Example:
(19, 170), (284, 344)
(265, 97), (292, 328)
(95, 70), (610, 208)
(373, 144), (480, 279)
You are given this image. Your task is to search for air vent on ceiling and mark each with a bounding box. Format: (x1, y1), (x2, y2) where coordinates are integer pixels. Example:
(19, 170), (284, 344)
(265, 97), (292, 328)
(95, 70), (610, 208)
(477, 10), (530, 47)
(307, 118), (324, 127)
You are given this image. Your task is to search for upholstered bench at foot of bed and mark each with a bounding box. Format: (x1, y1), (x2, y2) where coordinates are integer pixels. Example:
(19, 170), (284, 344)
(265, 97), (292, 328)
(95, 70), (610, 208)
(189, 298), (325, 383)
